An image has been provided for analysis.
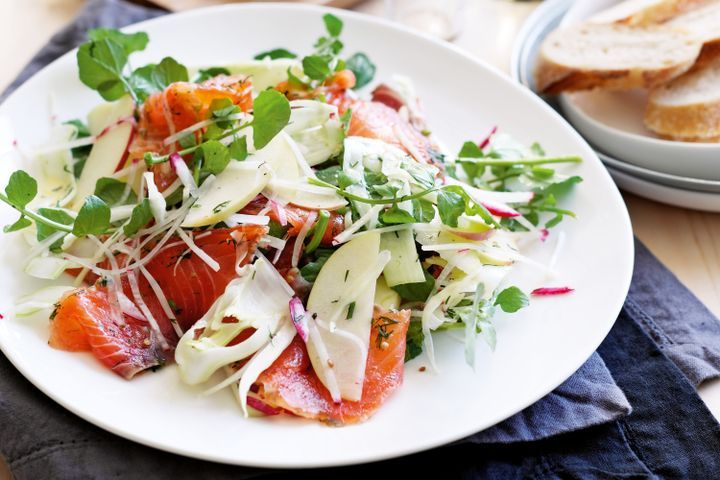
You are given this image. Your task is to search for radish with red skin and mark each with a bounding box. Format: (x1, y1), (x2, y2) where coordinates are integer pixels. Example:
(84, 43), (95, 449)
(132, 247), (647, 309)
(531, 287), (574, 296)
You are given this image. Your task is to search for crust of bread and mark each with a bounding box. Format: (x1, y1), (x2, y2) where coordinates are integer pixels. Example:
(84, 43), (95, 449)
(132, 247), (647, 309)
(645, 59), (720, 141)
(591, 0), (710, 25)
(536, 56), (697, 95)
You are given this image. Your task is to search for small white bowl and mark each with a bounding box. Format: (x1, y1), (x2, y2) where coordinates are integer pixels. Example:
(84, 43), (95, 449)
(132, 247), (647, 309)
(560, 92), (720, 181)
(557, 0), (720, 181)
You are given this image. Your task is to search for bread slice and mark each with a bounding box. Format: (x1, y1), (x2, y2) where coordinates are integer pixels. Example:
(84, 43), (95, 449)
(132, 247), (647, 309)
(669, 1), (720, 65)
(535, 23), (702, 94)
(645, 57), (720, 141)
(589, 0), (712, 25)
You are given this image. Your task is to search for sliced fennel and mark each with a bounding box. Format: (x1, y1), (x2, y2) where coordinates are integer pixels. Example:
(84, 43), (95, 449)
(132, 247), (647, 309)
(221, 59), (303, 93)
(15, 285), (75, 317)
(32, 124), (77, 208)
(379, 229), (425, 287)
(285, 100), (344, 166)
(175, 259), (294, 386)
(374, 276), (401, 310)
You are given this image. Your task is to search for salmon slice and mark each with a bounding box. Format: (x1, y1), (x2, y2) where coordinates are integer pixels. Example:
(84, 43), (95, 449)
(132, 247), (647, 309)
(129, 75), (254, 191)
(255, 308), (411, 425)
(347, 100), (435, 165)
(139, 225), (267, 334)
(50, 287), (166, 379)
(51, 225), (267, 379)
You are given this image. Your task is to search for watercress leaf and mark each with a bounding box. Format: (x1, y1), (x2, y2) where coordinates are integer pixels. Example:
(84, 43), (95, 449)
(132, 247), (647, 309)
(346, 52), (376, 89)
(436, 189), (465, 227)
(315, 165), (343, 186)
(36, 208), (74, 252)
(392, 271), (435, 302)
(530, 142), (545, 156)
(287, 67), (310, 89)
(302, 55), (332, 81)
(381, 205), (415, 225)
(199, 140), (230, 174)
(538, 175), (582, 198)
(338, 171), (357, 189)
(254, 48), (298, 60)
(412, 198), (435, 223)
(252, 89), (291, 149)
(494, 286), (529, 313)
(77, 39), (129, 101)
(88, 28), (148, 55)
(458, 141), (484, 159)
(194, 66), (231, 83)
(123, 199), (153, 237)
(129, 57), (189, 101)
(323, 13), (343, 37)
(5, 170), (37, 209)
(299, 248), (333, 283)
(531, 166), (555, 180)
(228, 136), (248, 161)
(177, 132), (197, 150)
(94, 177), (135, 205)
(405, 321), (425, 362)
(73, 195), (111, 236)
(4, 217), (31, 233)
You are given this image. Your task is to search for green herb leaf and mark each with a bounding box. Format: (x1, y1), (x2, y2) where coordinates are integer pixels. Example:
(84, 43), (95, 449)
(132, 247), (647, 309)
(302, 55), (332, 81)
(36, 208), (74, 252)
(381, 205), (415, 225)
(5, 170), (37, 209)
(228, 136), (248, 161)
(299, 248), (333, 283)
(436, 189), (465, 227)
(323, 13), (343, 37)
(77, 38), (129, 101)
(405, 321), (425, 362)
(494, 286), (529, 313)
(315, 165), (343, 186)
(251, 89), (291, 149)
(346, 301), (356, 320)
(199, 140), (230, 174)
(94, 177), (135, 206)
(88, 28), (148, 55)
(129, 56), (189, 101)
(123, 199), (153, 237)
(412, 198), (435, 223)
(392, 271), (435, 302)
(194, 66), (231, 83)
(73, 195), (111, 236)
(346, 52), (376, 89)
(253, 48), (298, 60)
(458, 141), (484, 158)
(4, 217), (31, 233)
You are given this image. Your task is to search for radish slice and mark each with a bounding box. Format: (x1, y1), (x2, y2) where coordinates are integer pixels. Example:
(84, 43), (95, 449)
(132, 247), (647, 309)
(289, 296), (309, 342)
(247, 396), (281, 416)
(531, 287), (574, 296)
(291, 210), (317, 268)
(269, 199), (288, 226)
(481, 200), (520, 218)
(169, 153), (198, 196)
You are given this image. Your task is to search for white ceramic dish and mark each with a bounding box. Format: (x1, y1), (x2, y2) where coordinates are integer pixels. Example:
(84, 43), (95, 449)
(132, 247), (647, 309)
(0, 4), (634, 468)
(608, 167), (720, 212)
(558, 0), (720, 181)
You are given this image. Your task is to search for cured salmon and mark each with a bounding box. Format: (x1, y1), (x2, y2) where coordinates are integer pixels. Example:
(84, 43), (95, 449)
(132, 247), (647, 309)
(347, 100), (435, 165)
(49, 225), (267, 379)
(50, 287), (167, 379)
(255, 308), (411, 425)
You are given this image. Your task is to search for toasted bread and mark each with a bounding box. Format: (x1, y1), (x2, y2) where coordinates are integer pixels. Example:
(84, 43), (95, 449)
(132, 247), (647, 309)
(535, 23), (701, 94)
(645, 57), (720, 141)
(590, 0), (711, 25)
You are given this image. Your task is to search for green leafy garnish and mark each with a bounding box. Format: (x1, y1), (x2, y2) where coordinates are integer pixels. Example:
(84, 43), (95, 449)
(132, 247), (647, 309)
(254, 48), (298, 60)
(251, 89), (291, 149)
(36, 208), (74, 252)
(346, 52), (376, 89)
(193, 66), (231, 83)
(299, 248), (333, 283)
(405, 321), (425, 362)
(129, 57), (189, 102)
(88, 29), (148, 55)
(94, 177), (135, 206)
(73, 195), (111, 237)
(392, 271), (435, 302)
(436, 189), (465, 227)
(493, 286), (529, 313)
(123, 199), (153, 237)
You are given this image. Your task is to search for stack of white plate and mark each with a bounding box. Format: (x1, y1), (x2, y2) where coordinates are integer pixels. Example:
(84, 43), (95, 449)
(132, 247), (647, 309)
(511, 0), (720, 212)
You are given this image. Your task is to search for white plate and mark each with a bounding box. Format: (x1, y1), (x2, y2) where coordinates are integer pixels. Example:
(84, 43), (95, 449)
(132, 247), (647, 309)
(559, 0), (720, 181)
(608, 167), (720, 212)
(0, 4), (634, 468)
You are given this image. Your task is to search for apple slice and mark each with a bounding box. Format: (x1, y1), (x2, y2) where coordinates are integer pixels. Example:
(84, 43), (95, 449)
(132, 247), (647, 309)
(71, 96), (135, 210)
(253, 132), (346, 210)
(305, 232), (390, 401)
(181, 161), (271, 227)
(224, 59), (303, 93)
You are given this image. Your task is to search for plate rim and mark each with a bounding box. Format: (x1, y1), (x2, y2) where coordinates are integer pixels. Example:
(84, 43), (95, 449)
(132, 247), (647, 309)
(0, 2), (635, 468)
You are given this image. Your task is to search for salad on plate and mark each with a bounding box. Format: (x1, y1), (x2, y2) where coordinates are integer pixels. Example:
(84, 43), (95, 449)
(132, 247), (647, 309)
(5, 14), (582, 425)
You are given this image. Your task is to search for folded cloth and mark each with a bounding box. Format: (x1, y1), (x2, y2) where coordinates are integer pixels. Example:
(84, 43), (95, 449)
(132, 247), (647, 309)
(1, 0), (720, 477)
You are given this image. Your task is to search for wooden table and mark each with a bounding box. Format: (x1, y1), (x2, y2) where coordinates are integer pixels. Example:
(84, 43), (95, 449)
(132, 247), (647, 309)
(1, 0), (719, 458)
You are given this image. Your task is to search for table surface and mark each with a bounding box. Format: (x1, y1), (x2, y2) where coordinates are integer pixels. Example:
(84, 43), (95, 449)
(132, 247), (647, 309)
(2, 0), (719, 452)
